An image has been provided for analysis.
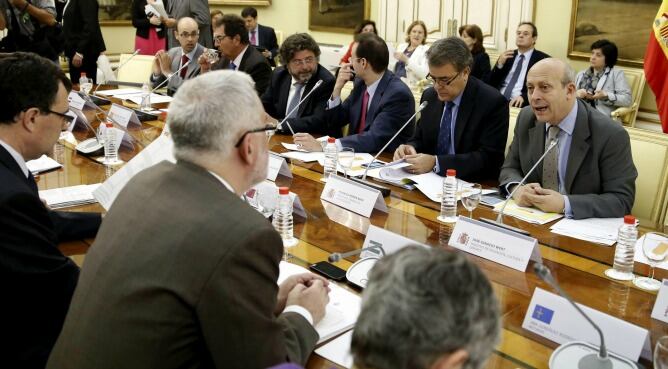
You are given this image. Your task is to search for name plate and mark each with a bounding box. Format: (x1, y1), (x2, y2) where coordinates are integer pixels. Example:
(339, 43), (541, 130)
(320, 176), (387, 218)
(68, 91), (86, 111)
(267, 152), (292, 181)
(523, 288), (649, 362)
(449, 216), (540, 272)
(651, 279), (668, 323)
(109, 103), (141, 128)
(360, 225), (428, 258)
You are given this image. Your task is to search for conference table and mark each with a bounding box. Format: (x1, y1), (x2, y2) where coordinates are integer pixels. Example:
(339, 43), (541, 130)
(44, 93), (668, 369)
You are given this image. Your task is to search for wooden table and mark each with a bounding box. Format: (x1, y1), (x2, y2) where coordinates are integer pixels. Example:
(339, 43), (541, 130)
(47, 98), (665, 369)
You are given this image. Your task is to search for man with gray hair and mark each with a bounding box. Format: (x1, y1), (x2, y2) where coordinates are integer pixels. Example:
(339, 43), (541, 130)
(393, 37), (509, 181)
(47, 71), (330, 369)
(351, 246), (500, 369)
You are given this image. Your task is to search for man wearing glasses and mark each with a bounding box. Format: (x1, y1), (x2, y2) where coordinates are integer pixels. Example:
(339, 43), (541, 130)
(393, 37), (509, 181)
(261, 33), (337, 137)
(150, 17), (206, 96)
(0, 52), (101, 369)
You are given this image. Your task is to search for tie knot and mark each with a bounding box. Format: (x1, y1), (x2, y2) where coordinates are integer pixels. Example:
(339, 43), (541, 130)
(547, 125), (560, 140)
(446, 101), (455, 109)
(518, 54), (525, 60)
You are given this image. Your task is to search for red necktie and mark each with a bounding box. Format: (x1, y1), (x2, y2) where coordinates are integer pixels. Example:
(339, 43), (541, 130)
(357, 90), (370, 134)
(250, 31), (257, 46)
(180, 55), (189, 78)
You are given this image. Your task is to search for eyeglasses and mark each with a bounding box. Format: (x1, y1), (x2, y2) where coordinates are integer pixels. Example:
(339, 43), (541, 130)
(44, 109), (75, 128)
(290, 56), (316, 67)
(235, 125), (276, 147)
(179, 31), (200, 39)
(426, 71), (461, 87)
(214, 35), (230, 43)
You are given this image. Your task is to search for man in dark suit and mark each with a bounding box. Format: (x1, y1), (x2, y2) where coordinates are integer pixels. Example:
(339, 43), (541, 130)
(487, 22), (549, 108)
(294, 33), (415, 153)
(242, 6), (279, 66)
(499, 58), (637, 219)
(47, 71), (329, 369)
(62, 0), (106, 83)
(394, 37), (509, 181)
(200, 14), (271, 95)
(261, 33), (337, 137)
(0, 53), (101, 369)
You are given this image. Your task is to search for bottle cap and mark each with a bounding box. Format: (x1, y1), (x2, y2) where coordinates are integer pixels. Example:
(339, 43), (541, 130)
(446, 169), (456, 177)
(327, 137), (335, 143)
(105, 120), (113, 128)
(278, 187), (289, 195)
(81, 72), (87, 77)
(623, 215), (635, 225)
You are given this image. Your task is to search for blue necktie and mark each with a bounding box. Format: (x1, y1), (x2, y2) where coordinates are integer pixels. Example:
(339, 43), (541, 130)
(436, 102), (455, 155)
(228, 62), (236, 70)
(503, 54), (525, 100)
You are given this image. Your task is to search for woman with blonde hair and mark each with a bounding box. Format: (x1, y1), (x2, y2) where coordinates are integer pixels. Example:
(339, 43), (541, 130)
(389, 20), (429, 84)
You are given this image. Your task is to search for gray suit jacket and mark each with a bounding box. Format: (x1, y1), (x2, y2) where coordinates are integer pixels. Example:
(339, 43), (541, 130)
(499, 99), (637, 219)
(150, 44), (205, 95)
(575, 67), (632, 117)
(46, 161), (318, 369)
(166, 0), (213, 49)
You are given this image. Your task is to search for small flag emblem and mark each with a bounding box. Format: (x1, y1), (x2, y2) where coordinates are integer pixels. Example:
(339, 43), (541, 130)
(532, 304), (554, 324)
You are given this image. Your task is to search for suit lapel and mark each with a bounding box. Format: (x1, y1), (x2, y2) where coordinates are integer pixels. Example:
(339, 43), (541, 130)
(0, 144), (34, 192)
(278, 70), (292, 115)
(348, 79), (365, 133)
(186, 45), (204, 78)
(528, 118), (545, 177)
(365, 72), (391, 128)
(564, 101), (591, 193)
(453, 79), (474, 150)
(298, 76), (318, 117)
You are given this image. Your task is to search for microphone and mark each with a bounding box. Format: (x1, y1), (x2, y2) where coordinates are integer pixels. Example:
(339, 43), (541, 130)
(279, 79), (324, 135)
(328, 245), (386, 263)
(91, 49), (141, 95)
(479, 137), (559, 235)
(151, 60), (191, 93)
(533, 263), (638, 369)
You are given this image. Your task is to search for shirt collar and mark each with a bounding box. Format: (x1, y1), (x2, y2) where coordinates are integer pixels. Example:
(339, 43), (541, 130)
(207, 170), (236, 193)
(232, 45), (249, 69)
(451, 89), (464, 108)
(181, 45), (199, 62)
(365, 72), (384, 96)
(546, 101), (577, 136)
(518, 48), (534, 61)
(0, 138), (29, 178)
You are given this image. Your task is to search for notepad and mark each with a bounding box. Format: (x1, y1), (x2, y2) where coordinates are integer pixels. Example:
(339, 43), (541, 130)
(26, 155), (62, 174)
(493, 199), (563, 225)
(39, 184), (101, 209)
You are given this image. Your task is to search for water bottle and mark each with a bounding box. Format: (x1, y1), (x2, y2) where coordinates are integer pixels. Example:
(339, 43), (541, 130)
(322, 137), (338, 182)
(437, 169), (458, 223)
(140, 82), (151, 112)
(272, 187), (298, 259)
(604, 215), (637, 281)
(103, 120), (119, 165)
(79, 72), (92, 95)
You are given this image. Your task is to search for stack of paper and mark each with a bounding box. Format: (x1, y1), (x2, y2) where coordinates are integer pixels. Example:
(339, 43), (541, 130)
(26, 155), (62, 174)
(314, 331), (354, 368)
(278, 262), (361, 344)
(493, 199), (563, 225)
(39, 184), (101, 209)
(550, 218), (625, 246)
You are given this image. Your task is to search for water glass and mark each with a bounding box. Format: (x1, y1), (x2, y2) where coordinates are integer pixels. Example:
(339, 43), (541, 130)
(338, 147), (355, 178)
(655, 336), (668, 369)
(634, 232), (668, 291)
(461, 183), (482, 218)
(204, 49), (220, 65)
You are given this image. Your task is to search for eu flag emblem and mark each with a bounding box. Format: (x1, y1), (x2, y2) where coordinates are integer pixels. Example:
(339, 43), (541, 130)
(532, 304), (554, 324)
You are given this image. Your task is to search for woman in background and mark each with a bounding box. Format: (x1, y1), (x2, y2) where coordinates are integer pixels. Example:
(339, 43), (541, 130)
(339, 19), (376, 64)
(458, 24), (490, 81)
(132, 0), (167, 55)
(575, 39), (631, 118)
(389, 20), (429, 84)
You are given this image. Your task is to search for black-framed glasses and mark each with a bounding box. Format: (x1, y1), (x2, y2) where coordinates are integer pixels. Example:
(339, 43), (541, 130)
(179, 31), (200, 39)
(235, 125), (276, 147)
(289, 56), (316, 67)
(44, 109), (75, 127)
(426, 71), (461, 87)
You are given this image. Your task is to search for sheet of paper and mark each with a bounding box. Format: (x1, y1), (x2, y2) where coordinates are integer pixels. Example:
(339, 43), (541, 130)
(314, 331), (353, 369)
(96, 88), (141, 97)
(492, 199), (563, 225)
(123, 92), (173, 105)
(39, 184), (101, 209)
(26, 155), (62, 174)
(317, 153), (375, 177)
(281, 142), (307, 152)
(280, 151), (324, 163)
(550, 218), (625, 246)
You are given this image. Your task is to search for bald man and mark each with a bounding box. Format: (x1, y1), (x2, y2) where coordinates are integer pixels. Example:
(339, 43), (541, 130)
(150, 17), (206, 96)
(499, 58), (637, 219)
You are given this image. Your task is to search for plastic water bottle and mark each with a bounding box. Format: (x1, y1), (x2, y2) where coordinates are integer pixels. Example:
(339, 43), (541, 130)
(79, 72), (92, 95)
(272, 187), (298, 259)
(437, 169), (458, 223)
(140, 82), (151, 112)
(604, 215), (637, 281)
(322, 137), (338, 181)
(103, 120), (119, 165)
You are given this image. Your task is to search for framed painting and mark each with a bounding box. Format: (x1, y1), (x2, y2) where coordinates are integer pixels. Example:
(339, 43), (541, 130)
(99, 0), (132, 26)
(309, 0), (371, 34)
(208, 0), (271, 5)
(568, 0), (661, 67)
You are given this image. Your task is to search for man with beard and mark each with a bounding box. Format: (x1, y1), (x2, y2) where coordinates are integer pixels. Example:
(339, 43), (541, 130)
(261, 33), (337, 137)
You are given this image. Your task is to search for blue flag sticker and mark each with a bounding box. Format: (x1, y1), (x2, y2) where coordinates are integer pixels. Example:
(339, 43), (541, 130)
(532, 304), (554, 324)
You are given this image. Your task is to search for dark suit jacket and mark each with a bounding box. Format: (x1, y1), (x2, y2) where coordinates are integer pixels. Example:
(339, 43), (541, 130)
(409, 77), (509, 181)
(47, 160), (318, 369)
(213, 45), (272, 96)
(62, 0), (106, 58)
(327, 71), (415, 153)
(487, 48), (549, 107)
(499, 99), (637, 219)
(131, 0), (167, 39)
(472, 51), (491, 82)
(261, 64), (338, 137)
(0, 145), (101, 369)
(256, 24), (279, 66)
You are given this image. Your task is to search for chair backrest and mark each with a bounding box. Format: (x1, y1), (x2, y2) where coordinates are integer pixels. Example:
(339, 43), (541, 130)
(117, 53), (155, 84)
(506, 107), (521, 155)
(275, 30), (283, 47)
(616, 66), (646, 126)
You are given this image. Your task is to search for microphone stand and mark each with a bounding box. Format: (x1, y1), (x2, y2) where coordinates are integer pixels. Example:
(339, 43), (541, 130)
(279, 79), (324, 135)
(328, 245), (386, 263)
(151, 60), (191, 93)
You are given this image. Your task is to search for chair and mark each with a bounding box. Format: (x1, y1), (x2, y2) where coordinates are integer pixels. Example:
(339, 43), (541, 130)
(506, 107), (521, 155)
(610, 66), (646, 127)
(116, 53), (155, 84)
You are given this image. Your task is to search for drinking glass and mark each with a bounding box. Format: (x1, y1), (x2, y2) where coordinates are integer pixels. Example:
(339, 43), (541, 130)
(461, 183), (482, 218)
(338, 147), (355, 178)
(204, 49), (220, 65)
(80, 77), (92, 95)
(655, 336), (668, 369)
(633, 232), (668, 291)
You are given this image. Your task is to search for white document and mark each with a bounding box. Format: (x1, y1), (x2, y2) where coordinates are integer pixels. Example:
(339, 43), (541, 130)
(266, 153), (292, 181)
(68, 91), (86, 111)
(634, 233), (668, 271)
(360, 225), (428, 258)
(449, 216), (541, 271)
(39, 184), (101, 209)
(123, 92), (173, 105)
(493, 199), (563, 225)
(145, 0), (168, 19)
(281, 142), (307, 152)
(652, 279), (668, 323)
(96, 88), (141, 97)
(93, 133), (175, 210)
(280, 150), (323, 163)
(522, 287), (649, 362)
(316, 153), (375, 178)
(321, 176), (387, 218)
(108, 103), (141, 127)
(278, 262), (361, 344)
(550, 218), (624, 246)
(26, 155), (62, 174)
(315, 331), (354, 369)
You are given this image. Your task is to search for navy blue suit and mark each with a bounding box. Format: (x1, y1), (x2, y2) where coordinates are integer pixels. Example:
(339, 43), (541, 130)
(255, 24), (279, 67)
(327, 71), (415, 153)
(487, 48), (549, 107)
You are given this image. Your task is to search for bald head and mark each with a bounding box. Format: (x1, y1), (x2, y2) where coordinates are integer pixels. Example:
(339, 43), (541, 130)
(530, 58), (576, 87)
(526, 58), (577, 124)
(175, 17), (200, 53)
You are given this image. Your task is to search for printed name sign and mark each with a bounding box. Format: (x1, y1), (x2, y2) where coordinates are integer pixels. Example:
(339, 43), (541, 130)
(320, 176), (387, 218)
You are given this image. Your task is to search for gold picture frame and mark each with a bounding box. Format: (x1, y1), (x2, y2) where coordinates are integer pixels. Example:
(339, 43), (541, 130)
(568, 0), (660, 67)
(99, 0), (132, 26)
(208, 0), (271, 5)
(309, 0), (371, 34)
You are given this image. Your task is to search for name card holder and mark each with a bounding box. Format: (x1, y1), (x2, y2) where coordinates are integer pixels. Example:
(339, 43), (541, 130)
(109, 103), (142, 128)
(267, 152), (292, 181)
(320, 176), (387, 218)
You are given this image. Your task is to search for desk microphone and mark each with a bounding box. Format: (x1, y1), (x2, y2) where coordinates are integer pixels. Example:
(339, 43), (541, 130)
(480, 137), (559, 235)
(279, 79), (324, 135)
(533, 263), (638, 369)
(92, 49), (141, 95)
(328, 245), (386, 263)
(151, 60), (191, 93)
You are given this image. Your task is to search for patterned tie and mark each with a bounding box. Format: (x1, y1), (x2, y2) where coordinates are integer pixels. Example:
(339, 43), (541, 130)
(503, 54), (525, 100)
(357, 90), (370, 134)
(436, 102), (455, 155)
(286, 82), (305, 118)
(228, 61), (237, 70)
(250, 30), (257, 46)
(542, 125), (560, 192)
(179, 55), (189, 78)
